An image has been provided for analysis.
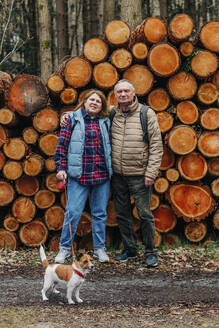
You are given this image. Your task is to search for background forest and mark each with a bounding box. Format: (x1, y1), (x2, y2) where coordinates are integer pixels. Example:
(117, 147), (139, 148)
(0, 0), (218, 81)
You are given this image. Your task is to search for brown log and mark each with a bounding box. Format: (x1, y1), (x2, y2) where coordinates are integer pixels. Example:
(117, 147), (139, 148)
(133, 217), (140, 232)
(83, 37), (109, 63)
(0, 181), (15, 206)
(0, 151), (5, 169)
(123, 64), (154, 96)
(19, 220), (48, 247)
(22, 127), (39, 145)
(104, 20), (131, 47)
(200, 107), (219, 130)
(38, 133), (59, 156)
(197, 82), (218, 105)
(33, 108), (59, 133)
(184, 222), (207, 242)
(179, 41), (194, 57)
(6, 75), (48, 116)
(60, 88), (78, 105)
(160, 146), (175, 170)
(131, 42), (148, 61)
(78, 233), (93, 250)
(110, 48), (132, 71)
(12, 196), (36, 223)
(208, 158), (219, 176)
(154, 177), (169, 194)
(64, 57), (92, 88)
(23, 153), (44, 176)
(107, 90), (118, 108)
(45, 173), (60, 192)
(0, 125), (9, 148)
(15, 175), (39, 196)
(0, 229), (17, 250)
(167, 125), (197, 155)
(147, 88), (170, 112)
(151, 193), (160, 211)
(211, 178), (219, 198)
(199, 21), (219, 53)
(154, 204), (177, 233)
(47, 73), (65, 93)
(0, 108), (19, 126)
(168, 71), (198, 100)
(165, 168), (180, 182)
(129, 17), (167, 48)
(106, 200), (117, 227)
(167, 183), (215, 221)
(34, 189), (56, 209)
(44, 205), (65, 230)
(154, 230), (162, 247)
(156, 112), (174, 133)
(93, 62), (119, 89)
(148, 43), (180, 77)
(176, 101), (199, 125)
(3, 215), (19, 232)
(190, 50), (218, 79)
(177, 152), (208, 181)
(3, 160), (23, 180)
(0, 71), (12, 100)
(48, 235), (61, 252)
(162, 233), (181, 247)
(198, 131), (219, 157)
(3, 137), (28, 160)
(213, 211), (219, 230)
(168, 14), (194, 42)
(45, 157), (56, 172)
(76, 212), (92, 237)
(212, 70), (219, 89)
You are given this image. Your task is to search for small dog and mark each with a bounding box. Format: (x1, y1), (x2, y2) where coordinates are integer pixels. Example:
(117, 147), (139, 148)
(40, 245), (94, 304)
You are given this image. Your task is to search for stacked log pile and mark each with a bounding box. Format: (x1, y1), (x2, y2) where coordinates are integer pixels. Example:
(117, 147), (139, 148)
(0, 14), (218, 251)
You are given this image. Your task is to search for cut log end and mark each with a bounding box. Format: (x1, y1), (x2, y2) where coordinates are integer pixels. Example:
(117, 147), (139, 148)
(185, 222), (207, 242)
(19, 220), (48, 247)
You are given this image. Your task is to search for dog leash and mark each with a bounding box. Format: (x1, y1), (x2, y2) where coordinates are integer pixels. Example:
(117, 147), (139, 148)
(58, 179), (76, 264)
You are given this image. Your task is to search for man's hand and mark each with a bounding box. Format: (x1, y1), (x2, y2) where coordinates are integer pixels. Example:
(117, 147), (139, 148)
(56, 170), (67, 181)
(145, 176), (154, 187)
(60, 113), (69, 127)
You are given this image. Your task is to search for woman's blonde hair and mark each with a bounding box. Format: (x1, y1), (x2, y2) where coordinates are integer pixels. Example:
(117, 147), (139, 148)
(75, 89), (109, 118)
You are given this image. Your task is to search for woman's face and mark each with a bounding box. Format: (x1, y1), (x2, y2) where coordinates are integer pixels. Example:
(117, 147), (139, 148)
(84, 93), (102, 116)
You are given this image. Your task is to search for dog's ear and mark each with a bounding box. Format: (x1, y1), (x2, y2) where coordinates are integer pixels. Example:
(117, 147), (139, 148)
(77, 248), (86, 260)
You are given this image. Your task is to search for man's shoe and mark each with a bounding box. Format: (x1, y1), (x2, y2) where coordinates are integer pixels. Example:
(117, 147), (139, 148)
(115, 249), (137, 262)
(55, 248), (71, 263)
(145, 254), (158, 267)
(93, 248), (109, 263)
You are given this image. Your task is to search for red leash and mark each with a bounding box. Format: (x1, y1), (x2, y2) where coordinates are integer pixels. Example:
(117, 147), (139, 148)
(59, 179), (76, 264)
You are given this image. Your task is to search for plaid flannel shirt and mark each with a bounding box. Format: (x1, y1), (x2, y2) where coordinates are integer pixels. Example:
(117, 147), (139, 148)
(54, 109), (109, 185)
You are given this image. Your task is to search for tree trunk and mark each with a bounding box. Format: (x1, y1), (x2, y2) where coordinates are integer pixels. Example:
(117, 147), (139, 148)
(103, 0), (115, 28)
(56, 0), (68, 63)
(37, 0), (53, 82)
(120, 0), (142, 30)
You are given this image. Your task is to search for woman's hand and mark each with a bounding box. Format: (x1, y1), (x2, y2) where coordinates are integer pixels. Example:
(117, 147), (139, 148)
(56, 170), (67, 181)
(60, 113), (69, 127)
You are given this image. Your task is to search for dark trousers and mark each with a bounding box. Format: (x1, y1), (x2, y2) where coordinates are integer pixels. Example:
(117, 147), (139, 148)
(112, 173), (156, 255)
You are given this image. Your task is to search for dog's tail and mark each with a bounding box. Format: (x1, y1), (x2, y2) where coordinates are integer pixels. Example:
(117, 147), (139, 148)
(40, 245), (49, 269)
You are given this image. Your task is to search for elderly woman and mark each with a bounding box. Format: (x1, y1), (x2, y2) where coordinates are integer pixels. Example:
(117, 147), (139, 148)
(54, 90), (112, 263)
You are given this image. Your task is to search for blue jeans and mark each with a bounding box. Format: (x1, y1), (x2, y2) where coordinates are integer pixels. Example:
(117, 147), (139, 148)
(60, 178), (110, 250)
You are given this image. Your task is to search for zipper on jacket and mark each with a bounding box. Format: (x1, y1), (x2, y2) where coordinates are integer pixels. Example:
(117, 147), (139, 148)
(120, 116), (126, 175)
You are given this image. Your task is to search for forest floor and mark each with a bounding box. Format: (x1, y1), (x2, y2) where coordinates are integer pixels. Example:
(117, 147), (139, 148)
(0, 243), (219, 328)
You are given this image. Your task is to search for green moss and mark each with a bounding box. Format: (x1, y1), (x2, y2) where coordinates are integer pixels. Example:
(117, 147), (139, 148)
(41, 40), (51, 49)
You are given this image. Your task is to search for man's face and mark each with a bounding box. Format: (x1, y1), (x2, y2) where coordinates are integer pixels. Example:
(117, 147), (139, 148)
(114, 82), (135, 107)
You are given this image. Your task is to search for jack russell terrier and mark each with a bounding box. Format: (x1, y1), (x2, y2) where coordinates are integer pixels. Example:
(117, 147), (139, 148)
(40, 245), (94, 304)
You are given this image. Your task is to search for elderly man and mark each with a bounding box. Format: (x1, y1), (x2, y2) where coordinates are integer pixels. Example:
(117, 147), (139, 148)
(111, 79), (163, 267)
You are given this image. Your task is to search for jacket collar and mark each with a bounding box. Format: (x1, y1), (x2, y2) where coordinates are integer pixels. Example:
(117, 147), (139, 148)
(116, 96), (139, 115)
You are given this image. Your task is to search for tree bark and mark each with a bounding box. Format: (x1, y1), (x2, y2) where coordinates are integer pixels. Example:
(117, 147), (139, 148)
(120, 0), (142, 30)
(56, 0), (68, 63)
(37, 0), (53, 82)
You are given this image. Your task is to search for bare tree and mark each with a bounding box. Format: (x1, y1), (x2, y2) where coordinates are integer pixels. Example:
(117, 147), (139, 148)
(36, 0), (52, 81)
(159, 0), (168, 20)
(120, 0), (142, 30)
(103, 0), (115, 28)
(69, 0), (83, 56)
(56, 0), (68, 63)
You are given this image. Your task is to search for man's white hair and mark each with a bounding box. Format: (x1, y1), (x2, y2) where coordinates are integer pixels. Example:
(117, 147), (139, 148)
(114, 79), (135, 93)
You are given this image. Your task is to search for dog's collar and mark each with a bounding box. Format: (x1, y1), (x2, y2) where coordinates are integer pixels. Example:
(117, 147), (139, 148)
(74, 268), (85, 279)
